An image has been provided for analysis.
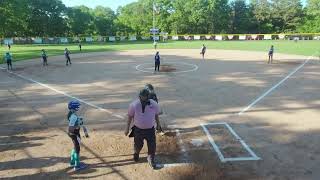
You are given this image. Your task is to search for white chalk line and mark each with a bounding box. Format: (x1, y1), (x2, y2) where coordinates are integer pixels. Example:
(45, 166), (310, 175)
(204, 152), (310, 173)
(156, 163), (191, 168)
(201, 122), (261, 162)
(135, 62), (198, 74)
(238, 56), (313, 115)
(201, 124), (226, 162)
(0, 142), (30, 146)
(0, 66), (190, 168)
(0, 66), (125, 120)
(224, 123), (260, 160)
(203, 55), (315, 162)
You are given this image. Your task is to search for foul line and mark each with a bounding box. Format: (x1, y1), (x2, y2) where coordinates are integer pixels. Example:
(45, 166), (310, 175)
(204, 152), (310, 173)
(0, 66), (125, 119)
(0, 66), (191, 168)
(238, 56), (313, 115)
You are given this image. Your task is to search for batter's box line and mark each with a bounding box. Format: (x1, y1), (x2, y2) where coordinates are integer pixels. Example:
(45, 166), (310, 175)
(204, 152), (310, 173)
(201, 122), (261, 162)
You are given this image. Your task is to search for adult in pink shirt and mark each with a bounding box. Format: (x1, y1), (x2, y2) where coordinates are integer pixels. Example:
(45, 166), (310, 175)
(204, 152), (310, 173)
(124, 88), (161, 169)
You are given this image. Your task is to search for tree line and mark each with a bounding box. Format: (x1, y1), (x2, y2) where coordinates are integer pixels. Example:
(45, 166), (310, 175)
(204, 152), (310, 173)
(1, 0), (319, 37)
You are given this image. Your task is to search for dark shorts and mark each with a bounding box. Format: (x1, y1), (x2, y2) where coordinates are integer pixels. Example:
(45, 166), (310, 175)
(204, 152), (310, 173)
(68, 127), (81, 153)
(134, 126), (156, 157)
(7, 60), (12, 65)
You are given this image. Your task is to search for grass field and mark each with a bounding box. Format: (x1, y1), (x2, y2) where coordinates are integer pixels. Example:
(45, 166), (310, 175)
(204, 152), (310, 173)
(1, 40), (320, 61)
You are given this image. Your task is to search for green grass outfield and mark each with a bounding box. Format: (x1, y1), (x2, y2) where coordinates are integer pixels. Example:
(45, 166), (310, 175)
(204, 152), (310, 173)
(1, 40), (320, 62)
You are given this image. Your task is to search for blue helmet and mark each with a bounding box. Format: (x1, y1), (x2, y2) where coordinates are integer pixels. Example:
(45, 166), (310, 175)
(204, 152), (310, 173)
(68, 100), (80, 111)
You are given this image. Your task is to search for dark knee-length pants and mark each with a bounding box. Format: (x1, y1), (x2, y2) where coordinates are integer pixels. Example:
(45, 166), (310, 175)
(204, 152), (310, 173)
(134, 127), (156, 158)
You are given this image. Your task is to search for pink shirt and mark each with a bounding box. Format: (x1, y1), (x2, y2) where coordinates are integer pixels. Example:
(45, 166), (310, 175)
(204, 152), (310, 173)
(128, 99), (160, 129)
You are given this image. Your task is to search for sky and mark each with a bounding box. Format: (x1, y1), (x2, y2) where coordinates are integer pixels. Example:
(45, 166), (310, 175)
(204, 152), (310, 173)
(62, 0), (307, 11)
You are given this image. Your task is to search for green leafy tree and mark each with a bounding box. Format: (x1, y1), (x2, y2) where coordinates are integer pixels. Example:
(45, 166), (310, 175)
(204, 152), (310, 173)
(230, 0), (253, 33)
(26, 0), (67, 36)
(67, 6), (94, 35)
(271, 0), (303, 32)
(93, 6), (116, 36)
(298, 0), (320, 32)
(0, 0), (29, 37)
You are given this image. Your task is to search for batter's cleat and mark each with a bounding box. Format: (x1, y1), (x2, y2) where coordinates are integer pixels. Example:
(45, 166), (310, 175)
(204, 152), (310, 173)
(74, 162), (88, 171)
(147, 156), (156, 169)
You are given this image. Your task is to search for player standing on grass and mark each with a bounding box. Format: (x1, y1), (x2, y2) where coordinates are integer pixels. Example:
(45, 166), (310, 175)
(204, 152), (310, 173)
(268, 45), (274, 64)
(154, 51), (160, 72)
(78, 42), (82, 51)
(153, 41), (157, 50)
(65, 48), (72, 66)
(124, 89), (162, 169)
(200, 44), (206, 59)
(4, 52), (13, 70)
(67, 100), (88, 171)
(41, 49), (48, 66)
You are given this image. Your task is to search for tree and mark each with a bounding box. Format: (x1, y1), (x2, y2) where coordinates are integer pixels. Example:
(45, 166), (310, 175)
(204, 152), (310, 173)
(67, 6), (94, 35)
(0, 0), (29, 37)
(230, 0), (253, 33)
(298, 0), (320, 32)
(116, 0), (153, 35)
(26, 0), (67, 36)
(250, 0), (273, 33)
(92, 6), (116, 36)
(271, 0), (303, 32)
(210, 0), (232, 33)
(154, 0), (174, 34)
(170, 0), (209, 34)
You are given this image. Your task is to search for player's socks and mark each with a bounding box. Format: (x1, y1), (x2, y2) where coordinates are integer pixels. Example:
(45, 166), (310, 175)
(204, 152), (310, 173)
(70, 149), (75, 166)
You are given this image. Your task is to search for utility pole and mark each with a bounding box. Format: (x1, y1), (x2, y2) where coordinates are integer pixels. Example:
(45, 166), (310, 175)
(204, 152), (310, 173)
(153, 1), (156, 44)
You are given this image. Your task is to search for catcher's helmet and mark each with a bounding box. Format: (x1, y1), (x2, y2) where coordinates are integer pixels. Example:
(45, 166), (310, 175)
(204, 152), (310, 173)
(139, 88), (149, 97)
(145, 84), (154, 92)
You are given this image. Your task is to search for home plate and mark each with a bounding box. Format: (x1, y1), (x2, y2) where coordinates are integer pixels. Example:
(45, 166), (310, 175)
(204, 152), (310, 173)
(190, 139), (204, 147)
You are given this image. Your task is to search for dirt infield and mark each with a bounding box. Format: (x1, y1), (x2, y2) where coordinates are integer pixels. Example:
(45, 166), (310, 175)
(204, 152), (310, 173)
(0, 49), (319, 179)
(160, 64), (177, 72)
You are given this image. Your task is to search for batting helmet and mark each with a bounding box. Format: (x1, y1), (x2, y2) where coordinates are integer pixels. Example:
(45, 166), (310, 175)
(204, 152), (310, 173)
(68, 100), (80, 111)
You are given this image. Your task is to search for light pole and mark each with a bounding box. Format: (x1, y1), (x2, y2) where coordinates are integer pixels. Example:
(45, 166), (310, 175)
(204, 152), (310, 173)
(153, 1), (156, 44)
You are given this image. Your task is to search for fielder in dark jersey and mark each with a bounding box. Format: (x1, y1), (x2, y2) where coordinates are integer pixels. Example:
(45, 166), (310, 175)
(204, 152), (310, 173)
(65, 48), (72, 66)
(200, 44), (206, 59)
(41, 49), (48, 66)
(4, 52), (13, 70)
(154, 52), (160, 72)
(268, 45), (274, 64)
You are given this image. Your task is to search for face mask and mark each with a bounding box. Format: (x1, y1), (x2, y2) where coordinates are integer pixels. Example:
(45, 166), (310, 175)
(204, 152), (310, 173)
(140, 97), (150, 113)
